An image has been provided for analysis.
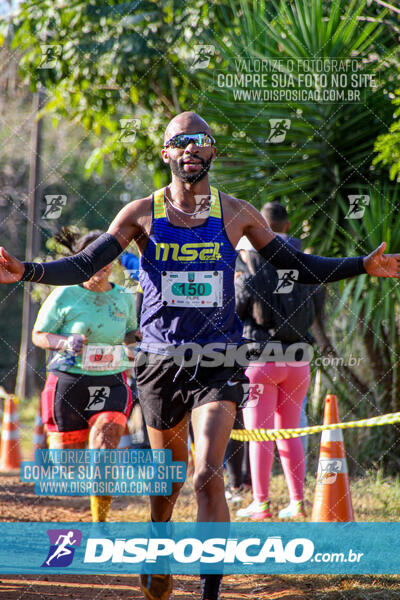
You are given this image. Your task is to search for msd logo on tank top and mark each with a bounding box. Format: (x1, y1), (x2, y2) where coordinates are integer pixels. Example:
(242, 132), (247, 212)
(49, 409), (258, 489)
(154, 241), (222, 262)
(139, 187), (243, 352)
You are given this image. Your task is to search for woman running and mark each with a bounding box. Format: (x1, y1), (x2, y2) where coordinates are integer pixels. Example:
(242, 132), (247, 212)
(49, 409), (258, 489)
(32, 228), (137, 522)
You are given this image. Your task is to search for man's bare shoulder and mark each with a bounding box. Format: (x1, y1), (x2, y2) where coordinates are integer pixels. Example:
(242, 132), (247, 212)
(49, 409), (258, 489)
(117, 195), (154, 232)
(123, 195), (153, 219)
(219, 191), (261, 222)
(108, 194), (153, 247)
(218, 190), (273, 249)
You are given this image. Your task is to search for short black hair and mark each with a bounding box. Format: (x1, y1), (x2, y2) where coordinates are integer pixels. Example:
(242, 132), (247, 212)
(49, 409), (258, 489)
(261, 202), (288, 224)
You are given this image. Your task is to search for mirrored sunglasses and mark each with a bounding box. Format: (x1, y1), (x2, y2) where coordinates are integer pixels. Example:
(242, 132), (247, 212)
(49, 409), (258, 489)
(164, 132), (216, 149)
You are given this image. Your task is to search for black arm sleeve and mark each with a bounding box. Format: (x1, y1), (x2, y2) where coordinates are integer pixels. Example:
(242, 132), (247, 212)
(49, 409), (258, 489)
(258, 236), (366, 284)
(21, 233), (123, 285)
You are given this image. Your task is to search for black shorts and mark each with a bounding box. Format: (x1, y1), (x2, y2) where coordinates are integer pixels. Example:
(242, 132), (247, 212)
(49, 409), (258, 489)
(41, 370), (133, 432)
(134, 351), (249, 430)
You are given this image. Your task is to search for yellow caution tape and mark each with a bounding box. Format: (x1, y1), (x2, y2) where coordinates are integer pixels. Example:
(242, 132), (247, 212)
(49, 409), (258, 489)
(230, 412), (400, 442)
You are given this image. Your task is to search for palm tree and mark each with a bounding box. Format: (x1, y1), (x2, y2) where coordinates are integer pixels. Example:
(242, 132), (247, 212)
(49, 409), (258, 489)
(199, 0), (400, 470)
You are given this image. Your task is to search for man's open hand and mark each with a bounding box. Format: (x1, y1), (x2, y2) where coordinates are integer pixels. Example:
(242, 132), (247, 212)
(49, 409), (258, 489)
(364, 242), (400, 278)
(0, 248), (25, 283)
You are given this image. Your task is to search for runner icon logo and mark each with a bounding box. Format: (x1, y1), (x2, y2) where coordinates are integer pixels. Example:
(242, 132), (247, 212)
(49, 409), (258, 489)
(122, 271), (139, 292)
(274, 269), (299, 294)
(345, 195), (370, 220)
(192, 194), (213, 219)
(42, 195), (67, 219)
(240, 383), (264, 408)
(317, 459), (346, 485)
(267, 119), (291, 143)
(42, 529), (82, 568)
(190, 45), (215, 70)
(119, 118), (140, 144)
(85, 386), (111, 411)
(39, 44), (62, 69)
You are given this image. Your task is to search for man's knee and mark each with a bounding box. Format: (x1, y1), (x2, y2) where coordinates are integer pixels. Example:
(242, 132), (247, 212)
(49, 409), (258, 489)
(193, 464), (223, 497)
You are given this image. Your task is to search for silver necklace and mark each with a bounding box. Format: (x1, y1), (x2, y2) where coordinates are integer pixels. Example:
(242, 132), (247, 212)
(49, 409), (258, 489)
(165, 193), (211, 217)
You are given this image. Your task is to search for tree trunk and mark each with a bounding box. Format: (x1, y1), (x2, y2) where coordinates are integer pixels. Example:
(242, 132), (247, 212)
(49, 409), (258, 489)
(15, 90), (46, 399)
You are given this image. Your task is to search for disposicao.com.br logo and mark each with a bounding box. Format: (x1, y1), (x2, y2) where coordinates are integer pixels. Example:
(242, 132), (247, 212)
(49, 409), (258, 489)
(32, 525), (368, 575)
(83, 536), (364, 567)
(42, 529), (82, 568)
(84, 536), (315, 564)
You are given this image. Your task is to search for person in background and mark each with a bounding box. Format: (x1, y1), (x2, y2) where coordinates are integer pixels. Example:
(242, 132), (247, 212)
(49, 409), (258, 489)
(224, 409), (252, 503)
(119, 250), (140, 282)
(118, 255), (150, 449)
(32, 228), (137, 522)
(235, 203), (322, 519)
(224, 251), (252, 503)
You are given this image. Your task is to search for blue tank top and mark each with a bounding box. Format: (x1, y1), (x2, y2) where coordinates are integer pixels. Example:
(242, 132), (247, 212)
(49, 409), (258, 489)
(139, 186), (243, 352)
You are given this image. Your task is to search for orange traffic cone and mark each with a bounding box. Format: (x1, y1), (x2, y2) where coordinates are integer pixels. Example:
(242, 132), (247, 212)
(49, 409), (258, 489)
(118, 424), (131, 449)
(311, 394), (354, 522)
(32, 399), (47, 457)
(0, 395), (22, 471)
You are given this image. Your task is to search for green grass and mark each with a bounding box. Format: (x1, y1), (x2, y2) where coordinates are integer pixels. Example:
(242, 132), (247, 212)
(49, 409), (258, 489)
(15, 395), (400, 522)
(18, 395), (41, 459)
(267, 472), (400, 522)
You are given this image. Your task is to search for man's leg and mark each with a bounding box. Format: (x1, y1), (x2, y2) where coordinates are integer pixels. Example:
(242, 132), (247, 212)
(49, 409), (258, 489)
(191, 400), (236, 600)
(146, 415), (189, 521)
(140, 416), (188, 600)
(191, 400), (236, 521)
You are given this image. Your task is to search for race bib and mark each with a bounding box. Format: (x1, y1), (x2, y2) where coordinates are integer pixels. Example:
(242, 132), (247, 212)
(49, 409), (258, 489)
(161, 271), (223, 308)
(82, 345), (122, 370)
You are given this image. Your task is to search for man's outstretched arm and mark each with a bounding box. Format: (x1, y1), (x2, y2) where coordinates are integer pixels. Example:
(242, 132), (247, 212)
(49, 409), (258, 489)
(241, 199), (400, 282)
(0, 201), (142, 285)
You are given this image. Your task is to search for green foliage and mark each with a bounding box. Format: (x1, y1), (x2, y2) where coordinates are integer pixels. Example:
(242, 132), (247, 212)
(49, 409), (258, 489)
(5, 0), (239, 180)
(0, 71), (151, 393)
(194, 0), (400, 469)
(312, 184), (400, 470)
(335, 184), (400, 343)
(374, 89), (400, 181)
(200, 0), (398, 253)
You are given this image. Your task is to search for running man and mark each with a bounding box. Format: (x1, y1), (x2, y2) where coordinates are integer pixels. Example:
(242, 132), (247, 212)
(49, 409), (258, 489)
(45, 531), (76, 566)
(1, 111), (400, 600)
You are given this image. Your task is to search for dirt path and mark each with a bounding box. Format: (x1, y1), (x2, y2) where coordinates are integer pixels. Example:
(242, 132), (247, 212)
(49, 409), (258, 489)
(1, 474), (400, 599)
(1, 574), (400, 599)
(0, 574), (311, 599)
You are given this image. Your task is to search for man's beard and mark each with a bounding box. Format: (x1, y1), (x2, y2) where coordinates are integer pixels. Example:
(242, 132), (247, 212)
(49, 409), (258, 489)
(170, 155), (213, 183)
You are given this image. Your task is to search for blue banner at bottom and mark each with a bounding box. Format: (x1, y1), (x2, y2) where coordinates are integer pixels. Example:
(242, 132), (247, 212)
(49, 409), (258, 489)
(0, 522), (398, 575)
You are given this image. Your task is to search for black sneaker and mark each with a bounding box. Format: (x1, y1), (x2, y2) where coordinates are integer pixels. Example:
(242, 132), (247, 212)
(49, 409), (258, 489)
(139, 574), (173, 600)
